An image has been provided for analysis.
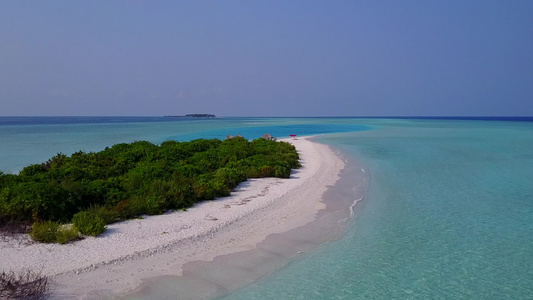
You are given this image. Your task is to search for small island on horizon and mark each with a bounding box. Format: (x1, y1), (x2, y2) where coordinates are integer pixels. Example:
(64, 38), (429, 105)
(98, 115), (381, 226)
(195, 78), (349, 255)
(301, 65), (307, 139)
(164, 114), (216, 118)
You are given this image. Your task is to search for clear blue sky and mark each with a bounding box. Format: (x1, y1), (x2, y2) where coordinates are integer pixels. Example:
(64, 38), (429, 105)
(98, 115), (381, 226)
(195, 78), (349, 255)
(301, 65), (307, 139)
(1, 1), (532, 117)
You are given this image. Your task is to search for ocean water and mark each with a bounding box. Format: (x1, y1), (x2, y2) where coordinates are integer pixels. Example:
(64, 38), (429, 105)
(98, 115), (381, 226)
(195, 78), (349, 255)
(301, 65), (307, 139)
(1, 117), (532, 299)
(0, 117), (367, 174)
(221, 118), (533, 299)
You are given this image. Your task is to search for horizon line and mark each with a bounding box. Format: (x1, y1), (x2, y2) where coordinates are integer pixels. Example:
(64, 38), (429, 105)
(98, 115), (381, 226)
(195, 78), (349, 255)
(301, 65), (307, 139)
(1, 115), (533, 120)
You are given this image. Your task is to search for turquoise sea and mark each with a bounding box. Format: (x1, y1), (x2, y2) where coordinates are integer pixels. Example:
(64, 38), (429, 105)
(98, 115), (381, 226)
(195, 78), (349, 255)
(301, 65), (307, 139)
(1, 117), (532, 299)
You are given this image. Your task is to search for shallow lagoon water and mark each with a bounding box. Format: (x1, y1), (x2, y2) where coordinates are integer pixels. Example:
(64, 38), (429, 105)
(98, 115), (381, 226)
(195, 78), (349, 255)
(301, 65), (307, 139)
(0, 117), (367, 174)
(1, 117), (532, 299)
(221, 119), (533, 299)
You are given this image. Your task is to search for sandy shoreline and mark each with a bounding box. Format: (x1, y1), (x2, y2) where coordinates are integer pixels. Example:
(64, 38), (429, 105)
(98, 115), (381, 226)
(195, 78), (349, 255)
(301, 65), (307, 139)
(0, 137), (345, 299)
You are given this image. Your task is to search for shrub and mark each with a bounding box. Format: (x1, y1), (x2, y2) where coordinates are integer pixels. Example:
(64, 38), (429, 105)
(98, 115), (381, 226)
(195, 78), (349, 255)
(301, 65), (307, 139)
(149, 180), (172, 209)
(145, 196), (162, 215)
(214, 168), (246, 189)
(193, 181), (216, 200)
(120, 195), (165, 217)
(115, 196), (148, 219)
(258, 166), (275, 177)
(30, 221), (60, 243)
(245, 166), (260, 178)
(56, 225), (80, 244)
(29, 221), (79, 244)
(72, 211), (106, 236)
(274, 166), (291, 178)
(85, 205), (120, 224)
(0, 269), (49, 300)
(210, 178), (231, 197)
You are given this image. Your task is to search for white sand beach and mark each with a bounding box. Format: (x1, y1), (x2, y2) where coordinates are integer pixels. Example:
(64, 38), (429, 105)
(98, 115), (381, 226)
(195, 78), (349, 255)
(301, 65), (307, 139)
(0, 137), (345, 299)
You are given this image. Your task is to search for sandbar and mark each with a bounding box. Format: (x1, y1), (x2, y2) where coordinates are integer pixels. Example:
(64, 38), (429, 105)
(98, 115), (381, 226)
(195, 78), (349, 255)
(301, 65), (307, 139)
(0, 137), (345, 299)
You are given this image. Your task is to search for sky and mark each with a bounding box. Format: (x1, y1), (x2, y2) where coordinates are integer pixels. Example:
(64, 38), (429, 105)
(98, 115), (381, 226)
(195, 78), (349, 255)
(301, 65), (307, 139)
(1, 1), (532, 117)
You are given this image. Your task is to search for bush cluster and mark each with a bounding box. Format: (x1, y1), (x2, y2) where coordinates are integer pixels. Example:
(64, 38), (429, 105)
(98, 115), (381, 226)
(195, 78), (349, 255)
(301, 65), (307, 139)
(30, 221), (79, 244)
(0, 137), (300, 241)
(72, 211), (106, 236)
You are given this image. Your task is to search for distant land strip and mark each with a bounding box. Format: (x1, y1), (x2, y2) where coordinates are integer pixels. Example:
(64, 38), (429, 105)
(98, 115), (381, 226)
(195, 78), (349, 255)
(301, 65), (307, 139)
(164, 114), (216, 118)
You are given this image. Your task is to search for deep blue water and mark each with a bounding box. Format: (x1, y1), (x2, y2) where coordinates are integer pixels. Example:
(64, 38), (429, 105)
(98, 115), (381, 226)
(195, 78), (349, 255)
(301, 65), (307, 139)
(1, 116), (531, 127)
(1, 116), (532, 299)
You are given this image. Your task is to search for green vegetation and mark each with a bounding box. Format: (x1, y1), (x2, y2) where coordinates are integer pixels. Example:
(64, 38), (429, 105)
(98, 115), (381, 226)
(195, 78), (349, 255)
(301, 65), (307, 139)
(72, 211), (106, 236)
(55, 225), (80, 244)
(30, 221), (79, 244)
(0, 137), (300, 242)
(29, 221), (60, 243)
